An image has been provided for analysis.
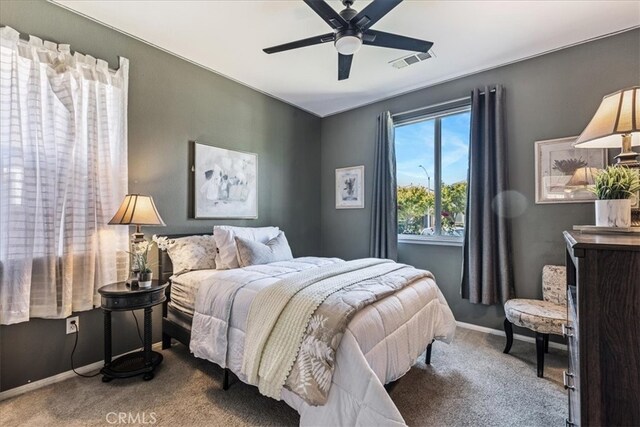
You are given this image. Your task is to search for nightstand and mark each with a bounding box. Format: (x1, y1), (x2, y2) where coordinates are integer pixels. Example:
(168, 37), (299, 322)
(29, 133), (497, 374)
(98, 280), (169, 382)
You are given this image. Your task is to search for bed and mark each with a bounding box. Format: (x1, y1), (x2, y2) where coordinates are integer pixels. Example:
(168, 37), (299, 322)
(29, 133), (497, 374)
(158, 233), (456, 426)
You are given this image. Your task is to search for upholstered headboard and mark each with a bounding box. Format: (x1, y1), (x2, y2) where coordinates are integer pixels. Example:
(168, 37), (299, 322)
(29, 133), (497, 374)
(157, 233), (209, 284)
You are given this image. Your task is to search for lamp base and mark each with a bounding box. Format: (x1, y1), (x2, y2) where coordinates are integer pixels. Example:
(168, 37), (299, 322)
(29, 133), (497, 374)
(613, 134), (640, 226)
(128, 227), (144, 286)
(616, 160), (640, 227)
(614, 152), (640, 167)
(614, 133), (640, 167)
(132, 232), (145, 244)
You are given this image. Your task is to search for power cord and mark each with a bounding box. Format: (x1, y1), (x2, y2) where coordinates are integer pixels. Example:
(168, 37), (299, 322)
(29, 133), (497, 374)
(131, 311), (144, 347)
(70, 312), (144, 378)
(70, 322), (100, 378)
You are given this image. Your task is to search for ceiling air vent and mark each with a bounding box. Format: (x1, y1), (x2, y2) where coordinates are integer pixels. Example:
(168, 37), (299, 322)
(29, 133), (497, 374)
(390, 50), (434, 69)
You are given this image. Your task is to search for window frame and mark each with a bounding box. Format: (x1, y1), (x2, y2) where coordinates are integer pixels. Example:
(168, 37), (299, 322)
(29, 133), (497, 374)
(393, 101), (471, 246)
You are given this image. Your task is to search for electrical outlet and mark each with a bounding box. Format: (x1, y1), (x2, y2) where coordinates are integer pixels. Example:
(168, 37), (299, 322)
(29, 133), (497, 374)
(66, 316), (79, 334)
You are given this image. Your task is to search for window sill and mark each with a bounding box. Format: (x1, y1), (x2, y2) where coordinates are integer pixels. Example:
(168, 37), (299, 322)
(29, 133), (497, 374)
(398, 235), (464, 247)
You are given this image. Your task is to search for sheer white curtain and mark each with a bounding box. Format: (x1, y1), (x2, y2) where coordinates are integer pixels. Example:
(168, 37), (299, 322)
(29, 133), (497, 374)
(0, 27), (129, 325)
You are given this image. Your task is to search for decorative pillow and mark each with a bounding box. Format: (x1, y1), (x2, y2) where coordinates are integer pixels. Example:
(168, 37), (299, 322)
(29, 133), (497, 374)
(165, 235), (217, 275)
(213, 225), (280, 270)
(235, 231), (293, 267)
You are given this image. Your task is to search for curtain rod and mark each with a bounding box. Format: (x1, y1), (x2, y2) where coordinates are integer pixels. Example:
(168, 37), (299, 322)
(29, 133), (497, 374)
(3, 26), (78, 55)
(391, 88), (497, 119)
(2, 25), (124, 71)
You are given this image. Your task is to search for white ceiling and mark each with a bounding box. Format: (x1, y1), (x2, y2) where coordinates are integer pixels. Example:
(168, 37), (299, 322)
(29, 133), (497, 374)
(54, 0), (639, 117)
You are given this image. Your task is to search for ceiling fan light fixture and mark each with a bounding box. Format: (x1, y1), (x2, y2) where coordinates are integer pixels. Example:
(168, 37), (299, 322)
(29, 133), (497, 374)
(335, 34), (362, 55)
(263, 0), (433, 80)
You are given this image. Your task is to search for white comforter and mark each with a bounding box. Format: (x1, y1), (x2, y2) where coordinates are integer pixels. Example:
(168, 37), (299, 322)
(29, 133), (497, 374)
(189, 257), (456, 426)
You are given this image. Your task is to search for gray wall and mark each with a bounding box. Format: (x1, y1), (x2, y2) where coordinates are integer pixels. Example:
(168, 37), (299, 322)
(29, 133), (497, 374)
(320, 29), (640, 330)
(1, 0), (638, 394)
(0, 0), (321, 392)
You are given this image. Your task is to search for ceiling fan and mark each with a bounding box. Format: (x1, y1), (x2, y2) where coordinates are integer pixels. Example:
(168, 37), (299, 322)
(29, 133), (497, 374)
(263, 0), (433, 81)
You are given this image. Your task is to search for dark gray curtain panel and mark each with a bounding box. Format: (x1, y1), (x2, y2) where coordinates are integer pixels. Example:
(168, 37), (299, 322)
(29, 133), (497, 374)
(369, 111), (398, 260)
(462, 86), (514, 305)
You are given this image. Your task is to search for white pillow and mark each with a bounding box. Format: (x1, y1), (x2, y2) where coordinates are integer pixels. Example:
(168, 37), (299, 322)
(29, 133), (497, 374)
(235, 231), (293, 267)
(213, 225), (280, 269)
(165, 235), (217, 275)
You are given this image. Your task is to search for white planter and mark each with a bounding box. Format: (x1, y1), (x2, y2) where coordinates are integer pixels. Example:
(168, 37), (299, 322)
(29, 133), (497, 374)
(595, 199), (631, 228)
(138, 272), (153, 288)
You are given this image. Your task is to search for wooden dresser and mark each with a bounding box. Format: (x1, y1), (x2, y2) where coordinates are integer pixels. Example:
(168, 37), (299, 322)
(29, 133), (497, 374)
(563, 231), (640, 427)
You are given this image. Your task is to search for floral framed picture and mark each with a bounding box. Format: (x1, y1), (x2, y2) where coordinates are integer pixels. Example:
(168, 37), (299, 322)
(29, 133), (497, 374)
(534, 136), (607, 204)
(335, 165), (364, 209)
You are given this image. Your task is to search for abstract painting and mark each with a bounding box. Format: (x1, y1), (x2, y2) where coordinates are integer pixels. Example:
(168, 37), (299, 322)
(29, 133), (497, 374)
(535, 136), (607, 204)
(194, 142), (258, 218)
(336, 165), (364, 209)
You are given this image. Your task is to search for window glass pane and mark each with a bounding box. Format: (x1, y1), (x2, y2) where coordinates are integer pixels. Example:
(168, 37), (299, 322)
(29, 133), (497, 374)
(440, 111), (470, 237)
(396, 119), (435, 236)
(395, 107), (470, 241)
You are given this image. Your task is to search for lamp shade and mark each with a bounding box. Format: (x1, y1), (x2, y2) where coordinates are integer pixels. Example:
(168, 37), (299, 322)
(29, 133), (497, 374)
(574, 86), (640, 148)
(566, 167), (599, 187)
(109, 194), (165, 226)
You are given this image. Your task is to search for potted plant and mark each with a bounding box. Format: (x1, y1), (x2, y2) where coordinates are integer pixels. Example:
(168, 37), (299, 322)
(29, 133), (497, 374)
(592, 166), (640, 228)
(130, 239), (155, 287)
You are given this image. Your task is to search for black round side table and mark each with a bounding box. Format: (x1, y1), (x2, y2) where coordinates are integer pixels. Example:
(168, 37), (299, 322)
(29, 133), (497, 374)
(98, 280), (169, 382)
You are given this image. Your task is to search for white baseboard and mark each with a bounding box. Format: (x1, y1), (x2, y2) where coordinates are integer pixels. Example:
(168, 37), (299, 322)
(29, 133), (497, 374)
(0, 342), (163, 402)
(1, 321), (567, 401)
(456, 321), (567, 351)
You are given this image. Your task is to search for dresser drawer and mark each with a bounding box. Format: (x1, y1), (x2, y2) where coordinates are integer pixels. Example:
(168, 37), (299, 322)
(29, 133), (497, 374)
(563, 230), (640, 426)
(566, 285), (580, 426)
(100, 287), (166, 311)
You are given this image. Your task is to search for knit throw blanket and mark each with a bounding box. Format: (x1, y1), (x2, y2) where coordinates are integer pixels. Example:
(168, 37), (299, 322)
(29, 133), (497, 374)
(242, 258), (430, 404)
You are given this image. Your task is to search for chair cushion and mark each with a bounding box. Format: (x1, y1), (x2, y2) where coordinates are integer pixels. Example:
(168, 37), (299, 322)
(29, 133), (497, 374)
(542, 265), (566, 305)
(504, 299), (566, 335)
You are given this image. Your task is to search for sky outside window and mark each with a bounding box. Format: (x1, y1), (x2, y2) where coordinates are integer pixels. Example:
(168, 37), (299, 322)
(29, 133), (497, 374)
(441, 111), (471, 184)
(396, 111), (470, 187)
(396, 120), (435, 188)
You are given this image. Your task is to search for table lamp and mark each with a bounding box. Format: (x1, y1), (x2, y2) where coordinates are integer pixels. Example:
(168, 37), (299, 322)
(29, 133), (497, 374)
(109, 194), (166, 284)
(573, 86), (639, 166)
(574, 86), (640, 226)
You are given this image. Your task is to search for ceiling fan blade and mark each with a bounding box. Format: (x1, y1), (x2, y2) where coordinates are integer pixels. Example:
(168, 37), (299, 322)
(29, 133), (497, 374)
(338, 53), (353, 81)
(363, 30), (433, 53)
(303, 0), (347, 30)
(351, 0), (403, 30)
(264, 33), (335, 54)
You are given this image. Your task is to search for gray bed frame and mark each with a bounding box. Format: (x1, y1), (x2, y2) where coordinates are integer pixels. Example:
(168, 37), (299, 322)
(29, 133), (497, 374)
(158, 233), (233, 389)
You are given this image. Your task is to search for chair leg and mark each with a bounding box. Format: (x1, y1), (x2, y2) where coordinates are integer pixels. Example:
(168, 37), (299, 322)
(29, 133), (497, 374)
(536, 333), (545, 378)
(503, 319), (514, 354)
(543, 334), (549, 353)
(425, 340), (434, 365)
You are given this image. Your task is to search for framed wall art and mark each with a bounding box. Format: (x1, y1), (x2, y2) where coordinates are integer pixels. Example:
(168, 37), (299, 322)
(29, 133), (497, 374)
(193, 142), (258, 218)
(534, 136), (607, 204)
(335, 165), (364, 209)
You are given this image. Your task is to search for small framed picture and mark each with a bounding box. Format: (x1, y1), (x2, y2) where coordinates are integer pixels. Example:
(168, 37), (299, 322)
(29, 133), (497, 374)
(535, 136), (607, 204)
(335, 165), (364, 209)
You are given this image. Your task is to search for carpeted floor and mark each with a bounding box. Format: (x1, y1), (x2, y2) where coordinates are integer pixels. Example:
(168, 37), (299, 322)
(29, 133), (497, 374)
(0, 327), (567, 426)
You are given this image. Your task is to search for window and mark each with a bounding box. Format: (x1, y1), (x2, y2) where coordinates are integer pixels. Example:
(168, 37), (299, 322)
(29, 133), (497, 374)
(395, 104), (471, 244)
(0, 28), (129, 325)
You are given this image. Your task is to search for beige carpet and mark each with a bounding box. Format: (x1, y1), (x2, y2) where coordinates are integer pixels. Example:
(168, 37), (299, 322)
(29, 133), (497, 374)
(0, 327), (567, 426)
